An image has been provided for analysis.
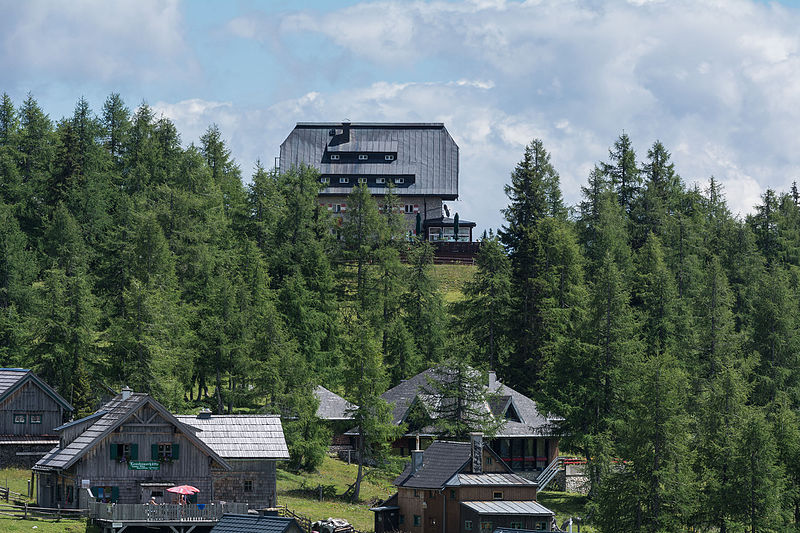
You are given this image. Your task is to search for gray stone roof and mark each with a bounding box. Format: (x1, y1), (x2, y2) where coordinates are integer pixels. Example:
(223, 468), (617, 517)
(461, 500), (554, 516)
(279, 123), (459, 200)
(175, 415), (289, 460)
(211, 514), (303, 533)
(373, 369), (558, 438)
(34, 393), (229, 472)
(314, 386), (356, 421)
(445, 473), (536, 487)
(0, 368), (73, 412)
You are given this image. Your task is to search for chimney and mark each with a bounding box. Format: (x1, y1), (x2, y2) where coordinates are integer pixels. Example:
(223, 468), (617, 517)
(470, 432), (483, 474)
(121, 386), (133, 400)
(411, 449), (424, 474)
(198, 409), (212, 420)
(341, 121), (351, 143)
(488, 371), (497, 390)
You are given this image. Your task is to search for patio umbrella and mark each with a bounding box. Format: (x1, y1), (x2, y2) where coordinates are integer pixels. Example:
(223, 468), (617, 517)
(453, 213), (459, 242)
(167, 485), (200, 495)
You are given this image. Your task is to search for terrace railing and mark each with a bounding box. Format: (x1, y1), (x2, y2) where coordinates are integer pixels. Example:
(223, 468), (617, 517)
(88, 500), (248, 522)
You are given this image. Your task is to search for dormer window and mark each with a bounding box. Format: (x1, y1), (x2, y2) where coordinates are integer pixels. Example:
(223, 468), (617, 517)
(358, 177), (368, 184)
(320, 177), (330, 185)
(396, 178), (404, 184)
(339, 177), (350, 184)
(330, 154), (340, 161)
(358, 154), (368, 161)
(385, 154), (394, 161)
(376, 177), (386, 184)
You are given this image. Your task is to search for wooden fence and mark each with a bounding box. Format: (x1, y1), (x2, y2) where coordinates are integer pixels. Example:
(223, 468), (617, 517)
(277, 504), (313, 532)
(0, 502), (87, 520)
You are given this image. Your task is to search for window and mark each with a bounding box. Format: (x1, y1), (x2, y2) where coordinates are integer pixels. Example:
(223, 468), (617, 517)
(399, 515), (404, 525)
(385, 154), (394, 161)
(510, 522), (522, 529)
(535, 522), (547, 531)
(358, 154), (368, 160)
(450, 489), (456, 500)
(30, 414), (42, 424)
(486, 456), (493, 465)
(413, 515), (421, 527)
(376, 177), (386, 184)
(157, 443), (173, 460)
(330, 154), (340, 160)
(358, 177), (368, 184)
(404, 204), (414, 214)
(493, 491), (503, 500)
(464, 520), (473, 531)
(480, 521), (493, 531)
(333, 204), (342, 213)
(244, 480), (253, 492)
(413, 489), (418, 497)
(339, 177), (350, 184)
(13, 414), (25, 424)
(395, 178), (404, 184)
(320, 177), (330, 184)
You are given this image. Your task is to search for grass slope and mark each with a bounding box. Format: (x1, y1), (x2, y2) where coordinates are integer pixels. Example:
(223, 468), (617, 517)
(277, 456), (400, 532)
(537, 491), (597, 532)
(431, 263), (476, 303)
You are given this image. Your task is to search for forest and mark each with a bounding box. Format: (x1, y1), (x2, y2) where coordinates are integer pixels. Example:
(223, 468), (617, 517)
(2, 92), (800, 531)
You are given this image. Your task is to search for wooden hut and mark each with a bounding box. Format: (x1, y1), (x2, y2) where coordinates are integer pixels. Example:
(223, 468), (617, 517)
(212, 514), (305, 533)
(33, 388), (230, 509)
(0, 368), (73, 467)
(176, 412), (289, 508)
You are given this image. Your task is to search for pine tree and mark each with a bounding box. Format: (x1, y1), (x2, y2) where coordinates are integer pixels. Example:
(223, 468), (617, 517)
(603, 132), (641, 217)
(403, 241), (446, 367)
(102, 93), (130, 166)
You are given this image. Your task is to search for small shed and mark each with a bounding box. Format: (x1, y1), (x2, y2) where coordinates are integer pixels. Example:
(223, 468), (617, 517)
(0, 368), (73, 466)
(211, 514), (305, 533)
(176, 413), (290, 508)
(461, 501), (554, 532)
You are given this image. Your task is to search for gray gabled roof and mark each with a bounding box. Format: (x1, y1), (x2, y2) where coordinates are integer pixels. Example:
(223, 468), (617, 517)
(445, 473), (536, 487)
(372, 369), (558, 438)
(461, 500), (554, 517)
(175, 415), (289, 460)
(211, 514), (302, 533)
(0, 368), (73, 412)
(314, 386), (356, 421)
(280, 122), (459, 200)
(34, 393), (230, 472)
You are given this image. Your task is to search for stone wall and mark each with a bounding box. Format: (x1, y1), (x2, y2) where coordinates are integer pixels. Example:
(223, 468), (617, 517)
(564, 463), (590, 495)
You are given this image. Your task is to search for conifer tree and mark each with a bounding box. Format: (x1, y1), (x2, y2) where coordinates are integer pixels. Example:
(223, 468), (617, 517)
(101, 93), (130, 167)
(603, 132), (641, 217)
(403, 241), (446, 367)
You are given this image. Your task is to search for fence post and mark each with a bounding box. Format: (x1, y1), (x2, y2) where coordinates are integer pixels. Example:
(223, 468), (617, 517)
(24, 503), (27, 519)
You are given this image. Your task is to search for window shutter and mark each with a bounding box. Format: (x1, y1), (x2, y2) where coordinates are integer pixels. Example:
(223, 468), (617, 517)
(131, 443), (138, 460)
(172, 443), (180, 460)
(152, 444), (158, 460)
(110, 444), (118, 460)
(111, 486), (119, 503)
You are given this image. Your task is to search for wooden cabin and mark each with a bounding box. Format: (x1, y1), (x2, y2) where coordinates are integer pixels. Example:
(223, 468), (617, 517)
(350, 369), (561, 483)
(211, 514), (305, 533)
(33, 388), (230, 509)
(0, 368), (73, 467)
(372, 434), (554, 533)
(176, 412), (289, 508)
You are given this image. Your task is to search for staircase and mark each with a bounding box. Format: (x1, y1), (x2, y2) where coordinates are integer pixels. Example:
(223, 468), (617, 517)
(536, 456), (563, 491)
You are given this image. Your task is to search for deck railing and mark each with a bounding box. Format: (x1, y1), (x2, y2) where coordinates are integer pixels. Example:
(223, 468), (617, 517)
(88, 501), (248, 522)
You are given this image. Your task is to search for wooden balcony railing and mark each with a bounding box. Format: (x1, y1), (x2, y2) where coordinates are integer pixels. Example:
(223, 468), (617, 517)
(88, 501), (248, 522)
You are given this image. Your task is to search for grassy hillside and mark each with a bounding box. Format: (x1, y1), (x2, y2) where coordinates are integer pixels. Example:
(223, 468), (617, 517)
(431, 263), (476, 303)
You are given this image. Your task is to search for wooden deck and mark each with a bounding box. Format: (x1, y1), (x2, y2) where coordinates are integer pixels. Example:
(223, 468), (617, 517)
(89, 500), (249, 532)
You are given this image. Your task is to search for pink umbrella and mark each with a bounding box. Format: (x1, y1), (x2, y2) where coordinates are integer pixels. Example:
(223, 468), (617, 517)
(167, 485), (200, 495)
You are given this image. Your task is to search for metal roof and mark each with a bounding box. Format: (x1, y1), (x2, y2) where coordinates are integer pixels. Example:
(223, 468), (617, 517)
(175, 415), (289, 460)
(445, 473), (536, 487)
(211, 514), (303, 533)
(34, 393), (230, 472)
(279, 123), (459, 200)
(460, 501), (554, 516)
(0, 369), (74, 412)
(314, 386), (356, 421)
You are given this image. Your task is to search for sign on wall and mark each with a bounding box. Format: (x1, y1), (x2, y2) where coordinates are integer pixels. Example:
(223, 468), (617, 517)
(128, 461), (160, 470)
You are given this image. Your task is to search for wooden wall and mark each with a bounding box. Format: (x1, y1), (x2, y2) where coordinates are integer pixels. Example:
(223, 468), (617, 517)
(212, 460), (277, 508)
(0, 380), (65, 436)
(459, 507), (552, 532)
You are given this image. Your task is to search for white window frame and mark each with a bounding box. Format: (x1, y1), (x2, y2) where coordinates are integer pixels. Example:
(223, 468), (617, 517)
(30, 413), (42, 424)
(320, 177), (330, 185)
(358, 154), (368, 160)
(385, 154), (395, 161)
(358, 177), (368, 184)
(395, 177), (404, 184)
(339, 177), (350, 184)
(376, 177), (386, 184)
(333, 204), (342, 213)
(330, 154), (340, 160)
(404, 204), (414, 214)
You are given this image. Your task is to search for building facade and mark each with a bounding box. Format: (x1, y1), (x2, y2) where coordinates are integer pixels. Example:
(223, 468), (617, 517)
(0, 369), (73, 467)
(279, 122), (474, 241)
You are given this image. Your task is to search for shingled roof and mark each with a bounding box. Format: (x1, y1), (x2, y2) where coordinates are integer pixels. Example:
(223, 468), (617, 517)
(369, 369), (558, 438)
(393, 441), (473, 489)
(0, 368), (73, 412)
(314, 386), (356, 421)
(175, 414), (289, 460)
(211, 514), (303, 533)
(34, 392), (229, 472)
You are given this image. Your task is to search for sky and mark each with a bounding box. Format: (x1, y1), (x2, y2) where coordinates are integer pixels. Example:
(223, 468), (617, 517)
(3, 0), (800, 233)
